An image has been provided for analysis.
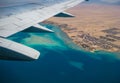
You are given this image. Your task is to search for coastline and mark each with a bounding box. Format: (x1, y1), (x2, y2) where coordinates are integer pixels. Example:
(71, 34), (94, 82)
(43, 3), (120, 53)
(40, 22), (84, 51)
(42, 21), (120, 53)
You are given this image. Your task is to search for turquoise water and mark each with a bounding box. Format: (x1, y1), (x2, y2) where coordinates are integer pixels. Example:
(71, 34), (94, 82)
(0, 23), (120, 83)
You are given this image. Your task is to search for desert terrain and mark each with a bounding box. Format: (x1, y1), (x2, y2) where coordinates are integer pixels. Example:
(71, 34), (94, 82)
(44, 3), (120, 52)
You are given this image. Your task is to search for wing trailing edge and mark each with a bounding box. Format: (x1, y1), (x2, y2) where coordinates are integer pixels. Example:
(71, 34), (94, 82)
(33, 24), (54, 32)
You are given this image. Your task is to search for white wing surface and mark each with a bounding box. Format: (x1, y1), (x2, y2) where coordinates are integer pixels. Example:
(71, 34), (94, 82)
(0, 0), (84, 37)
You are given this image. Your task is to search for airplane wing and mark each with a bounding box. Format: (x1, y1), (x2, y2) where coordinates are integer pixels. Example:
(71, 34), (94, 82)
(0, 0), (85, 37)
(0, 0), (85, 61)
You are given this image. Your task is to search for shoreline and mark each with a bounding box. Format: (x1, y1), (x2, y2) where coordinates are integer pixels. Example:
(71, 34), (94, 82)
(42, 21), (120, 53)
(42, 3), (120, 53)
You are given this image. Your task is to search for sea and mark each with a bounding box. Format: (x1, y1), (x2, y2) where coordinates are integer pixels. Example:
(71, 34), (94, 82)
(0, 23), (120, 83)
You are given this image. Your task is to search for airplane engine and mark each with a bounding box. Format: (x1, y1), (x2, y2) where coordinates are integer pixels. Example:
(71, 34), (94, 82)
(0, 37), (40, 61)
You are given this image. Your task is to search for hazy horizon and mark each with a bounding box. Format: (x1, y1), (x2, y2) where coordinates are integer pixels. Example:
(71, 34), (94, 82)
(84, 0), (120, 5)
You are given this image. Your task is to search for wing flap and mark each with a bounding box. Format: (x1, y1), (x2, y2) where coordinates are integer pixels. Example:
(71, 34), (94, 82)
(33, 24), (54, 32)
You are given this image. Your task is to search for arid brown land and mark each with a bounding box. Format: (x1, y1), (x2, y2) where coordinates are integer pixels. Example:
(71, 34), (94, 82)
(44, 3), (120, 52)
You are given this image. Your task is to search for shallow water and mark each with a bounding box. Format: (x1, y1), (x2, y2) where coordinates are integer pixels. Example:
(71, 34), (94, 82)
(0, 23), (120, 83)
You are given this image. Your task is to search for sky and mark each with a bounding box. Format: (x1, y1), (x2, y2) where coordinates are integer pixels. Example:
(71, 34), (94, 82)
(88, 0), (120, 4)
(101, 0), (120, 3)
(0, 0), (120, 7)
(0, 0), (120, 3)
(0, 0), (68, 7)
(0, 0), (120, 4)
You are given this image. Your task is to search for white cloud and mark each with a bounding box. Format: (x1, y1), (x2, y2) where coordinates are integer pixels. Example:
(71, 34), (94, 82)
(101, 0), (120, 3)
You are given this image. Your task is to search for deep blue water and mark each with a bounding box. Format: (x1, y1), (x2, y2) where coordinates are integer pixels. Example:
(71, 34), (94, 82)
(0, 24), (120, 83)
